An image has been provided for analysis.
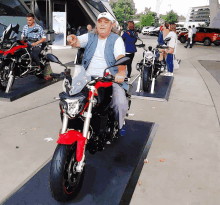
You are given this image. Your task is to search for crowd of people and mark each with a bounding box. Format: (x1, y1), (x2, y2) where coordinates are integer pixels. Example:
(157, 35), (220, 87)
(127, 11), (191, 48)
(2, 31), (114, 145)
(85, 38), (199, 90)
(74, 19), (181, 79)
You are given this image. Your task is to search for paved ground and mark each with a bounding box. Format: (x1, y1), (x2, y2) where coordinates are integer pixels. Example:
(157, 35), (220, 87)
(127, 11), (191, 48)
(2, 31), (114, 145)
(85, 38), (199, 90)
(0, 34), (220, 205)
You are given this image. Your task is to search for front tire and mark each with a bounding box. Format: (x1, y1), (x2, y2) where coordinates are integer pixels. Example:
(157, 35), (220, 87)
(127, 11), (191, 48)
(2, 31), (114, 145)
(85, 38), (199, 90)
(142, 66), (151, 92)
(50, 143), (85, 202)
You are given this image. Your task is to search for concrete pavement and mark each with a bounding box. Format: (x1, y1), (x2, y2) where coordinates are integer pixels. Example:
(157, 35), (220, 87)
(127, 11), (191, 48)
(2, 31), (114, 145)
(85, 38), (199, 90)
(0, 35), (220, 205)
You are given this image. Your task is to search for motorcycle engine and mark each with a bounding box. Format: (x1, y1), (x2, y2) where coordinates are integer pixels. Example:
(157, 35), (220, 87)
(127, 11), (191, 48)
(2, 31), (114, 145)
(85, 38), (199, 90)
(20, 53), (31, 67)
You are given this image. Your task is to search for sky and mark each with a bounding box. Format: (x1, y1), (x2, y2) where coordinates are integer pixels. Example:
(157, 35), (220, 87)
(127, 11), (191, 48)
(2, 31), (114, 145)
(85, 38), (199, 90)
(134, 0), (217, 17)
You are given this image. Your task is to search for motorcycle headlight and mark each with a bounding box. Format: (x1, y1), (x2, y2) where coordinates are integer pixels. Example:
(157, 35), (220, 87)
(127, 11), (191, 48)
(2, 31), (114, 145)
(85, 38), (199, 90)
(66, 99), (80, 117)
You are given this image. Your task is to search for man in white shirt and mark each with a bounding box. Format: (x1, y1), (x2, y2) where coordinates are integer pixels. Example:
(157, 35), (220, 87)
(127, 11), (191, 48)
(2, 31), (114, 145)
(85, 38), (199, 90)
(67, 12), (128, 132)
(184, 26), (193, 48)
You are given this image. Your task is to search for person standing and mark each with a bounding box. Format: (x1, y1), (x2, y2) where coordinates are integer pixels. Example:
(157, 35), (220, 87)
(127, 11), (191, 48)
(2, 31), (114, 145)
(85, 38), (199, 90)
(21, 13), (52, 80)
(164, 23), (177, 76)
(87, 24), (92, 32)
(192, 25), (196, 45)
(158, 25), (165, 45)
(122, 20), (138, 81)
(184, 26), (193, 48)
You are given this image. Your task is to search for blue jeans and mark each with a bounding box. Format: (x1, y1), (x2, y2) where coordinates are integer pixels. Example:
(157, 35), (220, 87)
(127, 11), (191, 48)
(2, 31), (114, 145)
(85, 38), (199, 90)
(28, 45), (41, 66)
(186, 38), (192, 48)
(166, 54), (173, 73)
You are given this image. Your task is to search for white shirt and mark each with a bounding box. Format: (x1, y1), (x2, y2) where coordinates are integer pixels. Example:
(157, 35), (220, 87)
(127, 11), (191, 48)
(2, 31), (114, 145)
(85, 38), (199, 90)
(188, 28), (193, 38)
(192, 27), (196, 34)
(77, 33), (125, 77)
(165, 31), (177, 55)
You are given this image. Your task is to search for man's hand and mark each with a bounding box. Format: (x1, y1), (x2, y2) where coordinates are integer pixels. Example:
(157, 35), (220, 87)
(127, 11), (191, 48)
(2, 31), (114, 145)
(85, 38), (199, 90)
(31, 42), (38, 47)
(67, 35), (79, 47)
(115, 71), (126, 83)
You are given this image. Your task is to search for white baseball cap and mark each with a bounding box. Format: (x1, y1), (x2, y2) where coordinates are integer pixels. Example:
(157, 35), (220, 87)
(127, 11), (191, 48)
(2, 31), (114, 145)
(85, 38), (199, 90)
(97, 12), (114, 23)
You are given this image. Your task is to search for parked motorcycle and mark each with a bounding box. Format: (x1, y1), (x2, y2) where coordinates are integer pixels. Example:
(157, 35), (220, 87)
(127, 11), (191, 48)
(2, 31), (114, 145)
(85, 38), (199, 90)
(135, 37), (171, 93)
(46, 54), (132, 202)
(0, 24), (53, 93)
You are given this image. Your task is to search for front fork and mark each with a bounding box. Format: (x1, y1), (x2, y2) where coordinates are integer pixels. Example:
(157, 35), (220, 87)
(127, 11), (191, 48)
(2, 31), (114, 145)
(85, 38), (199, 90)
(60, 86), (95, 172)
(5, 61), (15, 93)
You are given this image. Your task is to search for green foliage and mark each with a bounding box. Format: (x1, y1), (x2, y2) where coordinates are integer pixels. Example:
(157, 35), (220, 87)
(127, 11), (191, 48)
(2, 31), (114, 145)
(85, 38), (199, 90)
(139, 12), (155, 27)
(110, 0), (136, 27)
(164, 10), (179, 24)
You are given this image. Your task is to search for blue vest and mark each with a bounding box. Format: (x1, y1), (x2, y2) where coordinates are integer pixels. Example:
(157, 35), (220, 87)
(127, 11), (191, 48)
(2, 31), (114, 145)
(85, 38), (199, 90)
(82, 32), (128, 90)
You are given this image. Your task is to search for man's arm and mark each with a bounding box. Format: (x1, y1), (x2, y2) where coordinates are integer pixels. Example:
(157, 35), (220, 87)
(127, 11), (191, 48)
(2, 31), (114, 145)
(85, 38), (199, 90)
(32, 38), (46, 47)
(115, 54), (126, 83)
(67, 34), (81, 48)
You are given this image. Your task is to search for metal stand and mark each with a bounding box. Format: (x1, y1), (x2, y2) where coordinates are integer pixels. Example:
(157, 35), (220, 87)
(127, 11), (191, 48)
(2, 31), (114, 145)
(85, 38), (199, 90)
(150, 77), (155, 94)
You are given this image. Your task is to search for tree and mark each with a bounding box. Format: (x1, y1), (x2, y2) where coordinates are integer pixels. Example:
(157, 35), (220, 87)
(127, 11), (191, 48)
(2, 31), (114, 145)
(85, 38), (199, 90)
(110, 0), (136, 27)
(178, 15), (186, 21)
(164, 10), (179, 24)
(139, 12), (155, 27)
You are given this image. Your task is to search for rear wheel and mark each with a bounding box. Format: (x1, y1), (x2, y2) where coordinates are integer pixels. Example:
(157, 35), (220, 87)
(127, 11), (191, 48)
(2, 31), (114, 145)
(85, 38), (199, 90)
(179, 36), (186, 43)
(203, 38), (211, 46)
(214, 42), (220, 46)
(0, 62), (15, 91)
(50, 143), (85, 202)
(142, 66), (151, 92)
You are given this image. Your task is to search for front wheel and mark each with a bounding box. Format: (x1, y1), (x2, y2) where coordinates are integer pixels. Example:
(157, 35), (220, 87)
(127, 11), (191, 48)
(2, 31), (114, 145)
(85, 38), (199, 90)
(50, 143), (85, 202)
(142, 66), (151, 92)
(0, 62), (15, 91)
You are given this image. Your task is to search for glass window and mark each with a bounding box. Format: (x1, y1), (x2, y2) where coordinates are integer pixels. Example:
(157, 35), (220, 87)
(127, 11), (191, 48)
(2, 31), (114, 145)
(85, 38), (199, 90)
(85, 0), (106, 13)
(86, 2), (101, 17)
(0, 0), (27, 16)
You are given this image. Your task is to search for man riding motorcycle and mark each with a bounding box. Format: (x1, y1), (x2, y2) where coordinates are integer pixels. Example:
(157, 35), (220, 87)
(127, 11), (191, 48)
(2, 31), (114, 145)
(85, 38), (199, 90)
(21, 13), (51, 80)
(67, 12), (128, 134)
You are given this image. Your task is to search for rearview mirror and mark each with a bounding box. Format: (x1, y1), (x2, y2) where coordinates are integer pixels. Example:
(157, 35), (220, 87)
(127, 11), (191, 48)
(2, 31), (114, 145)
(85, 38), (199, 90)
(114, 56), (130, 66)
(164, 37), (171, 42)
(31, 28), (39, 33)
(46, 54), (62, 64)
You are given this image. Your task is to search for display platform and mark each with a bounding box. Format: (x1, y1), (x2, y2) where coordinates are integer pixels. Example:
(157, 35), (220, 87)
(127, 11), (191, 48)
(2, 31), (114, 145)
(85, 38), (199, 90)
(0, 75), (59, 102)
(131, 75), (174, 101)
(199, 60), (220, 85)
(2, 120), (157, 205)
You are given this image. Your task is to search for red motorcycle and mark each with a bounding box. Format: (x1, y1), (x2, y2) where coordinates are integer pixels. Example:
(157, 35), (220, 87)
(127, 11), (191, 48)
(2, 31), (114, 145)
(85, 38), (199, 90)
(0, 24), (52, 93)
(46, 54), (131, 202)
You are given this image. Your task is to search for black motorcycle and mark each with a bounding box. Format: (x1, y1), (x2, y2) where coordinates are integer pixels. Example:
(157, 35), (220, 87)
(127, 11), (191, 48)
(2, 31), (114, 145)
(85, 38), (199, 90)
(135, 37), (171, 93)
(46, 54), (132, 202)
(0, 24), (53, 93)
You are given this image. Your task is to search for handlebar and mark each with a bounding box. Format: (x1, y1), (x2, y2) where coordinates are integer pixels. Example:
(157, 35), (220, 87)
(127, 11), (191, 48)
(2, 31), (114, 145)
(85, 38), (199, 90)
(136, 43), (145, 48)
(156, 45), (169, 49)
(23, 37), (38, 42)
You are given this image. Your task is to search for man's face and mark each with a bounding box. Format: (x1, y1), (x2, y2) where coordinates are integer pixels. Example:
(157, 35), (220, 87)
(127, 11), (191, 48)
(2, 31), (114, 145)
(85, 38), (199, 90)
(27, 17), (35, 26)
(97, 18), (112, 38)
